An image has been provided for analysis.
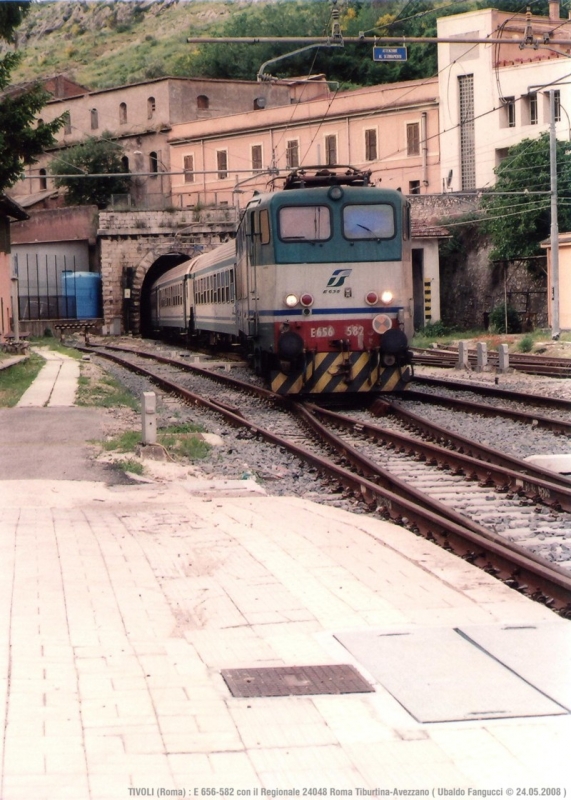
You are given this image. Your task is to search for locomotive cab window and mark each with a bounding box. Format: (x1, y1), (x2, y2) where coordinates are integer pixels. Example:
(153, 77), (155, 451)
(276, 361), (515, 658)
(279, 206), (331, 241)
(343, 204), (395, 240)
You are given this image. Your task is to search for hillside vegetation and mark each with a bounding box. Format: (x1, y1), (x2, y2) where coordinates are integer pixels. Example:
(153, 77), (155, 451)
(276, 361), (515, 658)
(7, 0), (233, 89)
(3, 0), (553, 92)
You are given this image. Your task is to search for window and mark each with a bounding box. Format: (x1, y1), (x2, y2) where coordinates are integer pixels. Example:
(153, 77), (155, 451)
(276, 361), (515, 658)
(260, 209), (270, 244)
(286, 140), (299, 169)
(90, 108), (98, 130)
(184, 154), (194, 183)
(253, 97), (266, 110)
(408, 180), (421, 195)
(121, 156), (129, 172)
(554, 89), (561, 122)
(216, 150), (228, 180)
(147, 97), (156, 119)
(150, 151), (158, 174)
(365, 129), (377, 161)
(459, 74), (475, 191)
(530, 93), (538, 125)
(279, 206), (331, 241)
(325, 134), (337, 166)
(37, 118), (43, 127)
(63, 111), (71, 135)
(406, 123), (420, 156)
(343, 205), (395, 240)
(119, 102), (127, 124)
(495, 148), (509, 167)
(251, 145), (263, 172)
(197, 95), (209, 110)
(503, 96), (516, 127)
(39, 168), (47, 191)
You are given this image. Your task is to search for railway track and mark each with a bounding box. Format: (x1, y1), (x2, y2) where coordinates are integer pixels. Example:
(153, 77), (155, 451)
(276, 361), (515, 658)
(413, 346), (571, 377)
(82, 341), (571, 615)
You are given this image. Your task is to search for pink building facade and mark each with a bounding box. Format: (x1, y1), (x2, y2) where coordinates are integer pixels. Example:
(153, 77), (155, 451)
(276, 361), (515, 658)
(168, 78), (440, 208)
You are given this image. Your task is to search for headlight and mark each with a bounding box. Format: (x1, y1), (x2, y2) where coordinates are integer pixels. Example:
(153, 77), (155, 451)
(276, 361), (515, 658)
(285, 294), (299, 308)
(381, 291), (393, 305)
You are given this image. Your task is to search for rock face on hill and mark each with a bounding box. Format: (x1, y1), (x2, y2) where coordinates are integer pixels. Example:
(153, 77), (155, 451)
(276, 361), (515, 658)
(2, 0), (232, 89)
(16, 0), (179, 43)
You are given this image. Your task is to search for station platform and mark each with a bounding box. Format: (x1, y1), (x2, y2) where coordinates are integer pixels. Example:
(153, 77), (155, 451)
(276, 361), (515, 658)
(0, 473), (570, 800)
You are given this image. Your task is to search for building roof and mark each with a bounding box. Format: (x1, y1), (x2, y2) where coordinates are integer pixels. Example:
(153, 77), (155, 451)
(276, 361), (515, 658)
(0, 194), (29, 222)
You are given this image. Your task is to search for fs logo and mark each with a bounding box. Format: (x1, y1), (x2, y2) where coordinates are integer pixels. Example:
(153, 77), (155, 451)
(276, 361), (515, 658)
(325, 269), (352, 289)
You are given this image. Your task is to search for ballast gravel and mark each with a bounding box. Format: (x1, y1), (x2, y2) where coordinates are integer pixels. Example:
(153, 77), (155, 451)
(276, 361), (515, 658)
(89, 347), (571, 522)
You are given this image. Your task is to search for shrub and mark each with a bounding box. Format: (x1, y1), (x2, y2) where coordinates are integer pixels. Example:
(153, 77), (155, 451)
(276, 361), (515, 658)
(421, 320), (452, 337)
(489, 304), (522, 334)
(518, 334), (534, 353)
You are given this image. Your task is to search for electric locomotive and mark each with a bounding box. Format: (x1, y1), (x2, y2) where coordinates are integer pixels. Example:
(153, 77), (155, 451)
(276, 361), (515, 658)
(150, 166), (414, 395)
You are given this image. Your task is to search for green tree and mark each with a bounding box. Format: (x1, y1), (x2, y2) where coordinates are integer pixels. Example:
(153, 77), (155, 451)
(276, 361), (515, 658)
(0, 1), (64, 191)
(50, 134), (131, 209)
(480, 133), (571, 260)
(177, 0), (528, 87)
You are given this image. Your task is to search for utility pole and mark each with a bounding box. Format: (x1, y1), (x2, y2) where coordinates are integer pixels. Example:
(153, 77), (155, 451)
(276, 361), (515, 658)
(550, 89), (560, 339)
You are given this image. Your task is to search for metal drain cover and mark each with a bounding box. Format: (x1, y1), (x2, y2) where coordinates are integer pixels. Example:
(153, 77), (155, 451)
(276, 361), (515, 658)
(221, 665), (374, 697)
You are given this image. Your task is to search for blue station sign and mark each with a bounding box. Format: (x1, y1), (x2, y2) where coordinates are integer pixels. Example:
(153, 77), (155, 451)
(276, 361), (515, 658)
(373, 46), (408, 62)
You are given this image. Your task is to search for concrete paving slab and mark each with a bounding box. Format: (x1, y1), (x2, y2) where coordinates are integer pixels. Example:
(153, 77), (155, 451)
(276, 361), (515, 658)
(1, 476), (570, 799)
(334, 626), (566, 722)
(16, 348), (79, 408)
(0, 408), (130, 483)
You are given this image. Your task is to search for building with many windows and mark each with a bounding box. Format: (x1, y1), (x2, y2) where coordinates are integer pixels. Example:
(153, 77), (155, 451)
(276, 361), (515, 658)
(168, 78), (440, 208)
(9, 76), (330, 210)
(437, 2), (571, 191)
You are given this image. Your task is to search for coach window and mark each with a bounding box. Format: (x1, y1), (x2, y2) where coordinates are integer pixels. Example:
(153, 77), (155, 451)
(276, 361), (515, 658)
(343, 205), (395, 240)
(259, 209), (270, 244)
(279, 206), (331, 241)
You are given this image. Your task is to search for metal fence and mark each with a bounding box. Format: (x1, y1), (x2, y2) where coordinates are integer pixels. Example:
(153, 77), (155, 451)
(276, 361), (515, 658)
(13, 253), (96, 321)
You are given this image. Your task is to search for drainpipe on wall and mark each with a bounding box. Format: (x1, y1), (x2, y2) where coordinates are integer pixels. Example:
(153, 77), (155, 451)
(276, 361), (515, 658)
(421, 112), (429, 189)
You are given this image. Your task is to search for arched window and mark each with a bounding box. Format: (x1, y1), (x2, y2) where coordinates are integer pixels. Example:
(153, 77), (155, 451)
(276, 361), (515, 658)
(121, 155), (129, 172)
(197, 95), (209, 110)
(37, 118), (43, 127)
(147, 97), (156, 119)
(119, 102), (127, 124)
(63, 111), (71, 135)
(149, 152), (158, 174)
(39, 168), (47, 191)
(90, 108), (98, 130)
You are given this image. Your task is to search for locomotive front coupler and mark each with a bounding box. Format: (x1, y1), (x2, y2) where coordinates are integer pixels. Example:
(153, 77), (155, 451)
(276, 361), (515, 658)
(329, 338), (351, 352)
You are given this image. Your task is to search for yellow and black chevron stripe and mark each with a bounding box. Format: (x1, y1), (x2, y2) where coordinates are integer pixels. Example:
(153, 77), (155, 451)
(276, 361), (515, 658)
(271, 353), (413, 394)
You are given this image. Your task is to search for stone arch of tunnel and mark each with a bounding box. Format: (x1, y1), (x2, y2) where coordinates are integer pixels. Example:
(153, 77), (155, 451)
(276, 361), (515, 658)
(127, 250), (193, 337)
